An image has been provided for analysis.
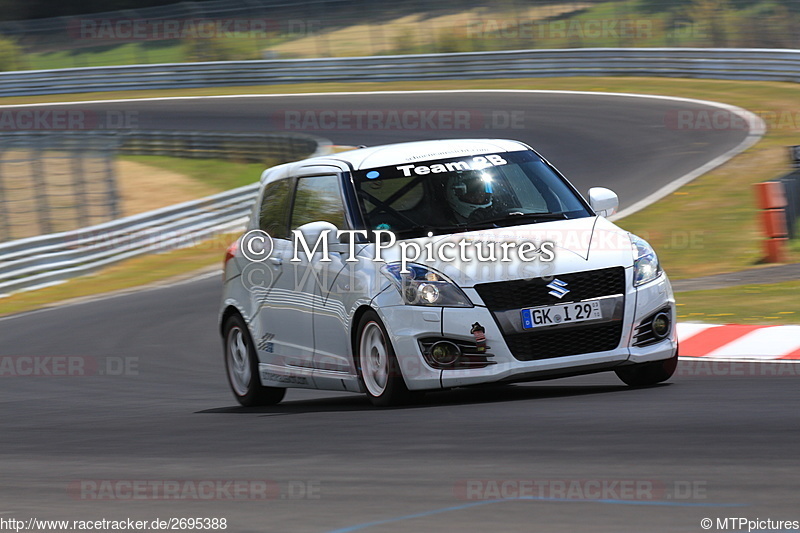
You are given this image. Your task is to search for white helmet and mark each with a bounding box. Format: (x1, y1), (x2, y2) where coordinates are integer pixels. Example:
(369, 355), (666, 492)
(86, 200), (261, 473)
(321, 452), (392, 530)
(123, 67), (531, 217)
(446, 173), (493, 219)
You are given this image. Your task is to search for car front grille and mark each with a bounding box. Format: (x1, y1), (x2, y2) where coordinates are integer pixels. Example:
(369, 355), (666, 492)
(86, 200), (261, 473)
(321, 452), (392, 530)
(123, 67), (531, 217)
(503, 322), (624, 361)
(474, 267), (627, 361)
(474, 267), (626, 310)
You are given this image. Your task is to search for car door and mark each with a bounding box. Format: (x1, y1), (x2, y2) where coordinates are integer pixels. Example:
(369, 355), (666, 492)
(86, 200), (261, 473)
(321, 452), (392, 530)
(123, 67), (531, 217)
(286, 174), (357, 378)
(252, 176), (316, 377)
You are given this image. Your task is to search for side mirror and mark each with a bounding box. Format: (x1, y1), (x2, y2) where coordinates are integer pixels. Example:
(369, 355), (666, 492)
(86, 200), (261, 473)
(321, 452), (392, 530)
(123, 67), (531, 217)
(294, 221), (339, 258)
(588, 187), (619, 217)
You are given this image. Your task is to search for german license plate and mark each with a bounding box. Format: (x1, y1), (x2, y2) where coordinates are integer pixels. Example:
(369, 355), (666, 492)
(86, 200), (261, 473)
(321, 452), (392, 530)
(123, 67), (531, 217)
(521, 300), (602, 329)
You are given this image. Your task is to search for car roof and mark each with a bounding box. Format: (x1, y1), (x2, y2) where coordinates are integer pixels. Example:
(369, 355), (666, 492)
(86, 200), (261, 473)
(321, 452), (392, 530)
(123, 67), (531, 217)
(261, 139), (532, 183)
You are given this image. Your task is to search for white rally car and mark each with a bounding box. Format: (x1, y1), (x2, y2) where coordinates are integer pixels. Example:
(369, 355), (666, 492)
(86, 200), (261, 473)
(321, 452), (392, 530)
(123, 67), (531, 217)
(220, 139), (677, 406)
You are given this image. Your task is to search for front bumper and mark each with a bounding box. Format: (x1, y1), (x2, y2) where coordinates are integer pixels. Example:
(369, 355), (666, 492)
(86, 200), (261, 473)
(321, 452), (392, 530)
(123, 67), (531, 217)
(378, 268), (677, 391)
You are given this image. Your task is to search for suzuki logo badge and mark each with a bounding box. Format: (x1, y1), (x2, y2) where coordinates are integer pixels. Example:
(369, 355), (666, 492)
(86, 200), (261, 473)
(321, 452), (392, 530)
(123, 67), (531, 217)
(547, 279), (570, 299)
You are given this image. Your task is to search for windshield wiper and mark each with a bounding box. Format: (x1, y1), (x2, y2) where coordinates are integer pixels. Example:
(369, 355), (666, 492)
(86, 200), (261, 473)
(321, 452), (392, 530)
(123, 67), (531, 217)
(393, 224), (469, 238)
(467, 212), (568, 228)
(390, 214), (567, 237)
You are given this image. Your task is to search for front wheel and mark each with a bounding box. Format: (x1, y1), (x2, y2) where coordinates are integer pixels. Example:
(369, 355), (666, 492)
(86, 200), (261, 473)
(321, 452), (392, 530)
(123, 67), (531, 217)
(615, 349), (678, 387)
(223, 314), (286, 406)
(356, 310), (411, 407)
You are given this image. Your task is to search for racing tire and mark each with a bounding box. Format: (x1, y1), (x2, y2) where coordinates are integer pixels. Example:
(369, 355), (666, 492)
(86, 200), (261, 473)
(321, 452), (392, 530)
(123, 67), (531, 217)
(615, 348), (678, 387)
(355, 310), (412, 407)
(223, 314), (286, 406)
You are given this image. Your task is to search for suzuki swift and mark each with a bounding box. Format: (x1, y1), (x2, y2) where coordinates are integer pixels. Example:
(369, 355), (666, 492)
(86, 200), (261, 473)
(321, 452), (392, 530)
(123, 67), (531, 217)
(220, 139), (677, 406)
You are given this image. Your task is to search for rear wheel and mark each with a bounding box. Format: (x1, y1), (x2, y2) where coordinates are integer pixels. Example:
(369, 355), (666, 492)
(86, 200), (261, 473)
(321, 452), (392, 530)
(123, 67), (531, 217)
(356, 310), (411, 407)
(223, 314), (285, 406)
(615, 348), (678, 387)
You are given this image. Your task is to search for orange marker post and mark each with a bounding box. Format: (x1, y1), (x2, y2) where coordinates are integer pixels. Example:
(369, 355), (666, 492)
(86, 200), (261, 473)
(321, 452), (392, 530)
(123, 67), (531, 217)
(753, 181), (788, 263)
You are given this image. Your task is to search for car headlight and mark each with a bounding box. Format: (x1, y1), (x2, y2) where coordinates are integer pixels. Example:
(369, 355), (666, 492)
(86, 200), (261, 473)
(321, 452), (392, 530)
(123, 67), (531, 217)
(381, 263), (472, 307)
(630, 234), (662, 287)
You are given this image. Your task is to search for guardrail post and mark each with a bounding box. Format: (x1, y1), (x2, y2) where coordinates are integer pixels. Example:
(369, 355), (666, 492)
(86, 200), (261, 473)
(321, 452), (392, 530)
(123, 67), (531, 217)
(30, 143), (53, 236)
(754, 181), (789, 263)
(0, 153), (9, 242)
(70, 140), (89, 229)
(103, 148), (120, 221)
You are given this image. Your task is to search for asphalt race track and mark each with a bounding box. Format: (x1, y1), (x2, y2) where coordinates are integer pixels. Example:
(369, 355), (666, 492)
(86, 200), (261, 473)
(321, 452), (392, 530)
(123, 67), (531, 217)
(10, 91), (755, 210)
(1, 92), (798, 533)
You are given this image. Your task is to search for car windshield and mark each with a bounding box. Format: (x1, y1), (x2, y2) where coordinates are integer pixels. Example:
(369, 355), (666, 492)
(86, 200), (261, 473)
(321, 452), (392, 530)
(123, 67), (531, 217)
(352, 150), (592, 238)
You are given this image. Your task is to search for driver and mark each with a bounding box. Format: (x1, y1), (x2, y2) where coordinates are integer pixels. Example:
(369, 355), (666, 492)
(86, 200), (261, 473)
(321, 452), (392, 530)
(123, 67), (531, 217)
(446, 173), (494, 221)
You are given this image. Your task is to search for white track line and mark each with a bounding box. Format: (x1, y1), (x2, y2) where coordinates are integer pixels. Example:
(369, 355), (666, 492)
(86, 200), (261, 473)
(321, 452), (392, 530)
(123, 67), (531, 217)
(679, 357), (800, 364)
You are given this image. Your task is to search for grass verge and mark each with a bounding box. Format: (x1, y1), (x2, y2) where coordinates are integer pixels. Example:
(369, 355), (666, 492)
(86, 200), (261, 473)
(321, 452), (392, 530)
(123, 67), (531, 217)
(12, 0), (796, 66)
(676, 281), (800, 325)
(0, 234), (235, 317)
(118, 155), (270, 190)
(0, 76), (799, 321)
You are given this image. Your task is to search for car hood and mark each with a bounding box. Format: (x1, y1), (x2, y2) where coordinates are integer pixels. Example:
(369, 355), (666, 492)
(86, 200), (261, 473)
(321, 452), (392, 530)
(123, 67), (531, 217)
(368, 216), (634, 287)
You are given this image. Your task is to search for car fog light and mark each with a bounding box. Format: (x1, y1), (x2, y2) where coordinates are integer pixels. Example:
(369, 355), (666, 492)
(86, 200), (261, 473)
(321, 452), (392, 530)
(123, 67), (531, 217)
(652, 312), (671, 339)
(430, 341), (461, 366)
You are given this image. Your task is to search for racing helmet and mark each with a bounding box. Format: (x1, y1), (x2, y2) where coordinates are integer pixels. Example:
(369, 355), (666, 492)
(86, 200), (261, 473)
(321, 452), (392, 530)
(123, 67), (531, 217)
(446, 173), (493, 218)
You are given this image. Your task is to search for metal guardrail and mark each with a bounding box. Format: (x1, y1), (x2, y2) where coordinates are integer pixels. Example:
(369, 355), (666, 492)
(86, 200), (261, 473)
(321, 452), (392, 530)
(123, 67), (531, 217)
(0, 130), (323, 163)
(2, 48), (800, 97)
(0, 183), (259, 295)
(0, 130), (329, 294)
(0, 130), (325, 243)
(2, 0), (799, 67)
(117, 130), (322, 162)
(0, 133), (119, 241)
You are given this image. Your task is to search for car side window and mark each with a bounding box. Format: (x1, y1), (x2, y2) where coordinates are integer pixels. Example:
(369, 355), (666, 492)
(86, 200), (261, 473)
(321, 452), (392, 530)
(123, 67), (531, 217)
(290, 175), (347, 230)
(259, 179), (292, 239)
